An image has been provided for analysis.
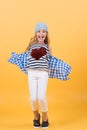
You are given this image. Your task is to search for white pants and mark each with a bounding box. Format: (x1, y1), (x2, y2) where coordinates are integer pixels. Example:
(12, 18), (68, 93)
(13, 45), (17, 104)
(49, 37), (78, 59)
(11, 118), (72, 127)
(28, 69), (48, 112)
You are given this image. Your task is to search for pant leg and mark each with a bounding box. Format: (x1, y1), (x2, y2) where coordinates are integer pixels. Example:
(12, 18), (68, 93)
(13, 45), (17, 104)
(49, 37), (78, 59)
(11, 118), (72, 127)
(38, 71), (48, 112)
(28, 70), (38, 111)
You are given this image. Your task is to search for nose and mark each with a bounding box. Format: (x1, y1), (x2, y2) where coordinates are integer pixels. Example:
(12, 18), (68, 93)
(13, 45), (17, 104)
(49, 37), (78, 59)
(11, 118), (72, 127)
(39, 30), (44, 34)
(40, 31), (43, 35)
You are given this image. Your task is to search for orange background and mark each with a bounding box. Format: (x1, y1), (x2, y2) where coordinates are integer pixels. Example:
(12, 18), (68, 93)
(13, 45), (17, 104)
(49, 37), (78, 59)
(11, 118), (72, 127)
(0, 0), (87, 130)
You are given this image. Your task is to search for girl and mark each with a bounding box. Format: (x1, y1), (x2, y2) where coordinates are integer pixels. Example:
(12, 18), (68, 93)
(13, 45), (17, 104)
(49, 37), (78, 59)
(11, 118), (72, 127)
(8, 22), (71, 129)
(25, 22), (50, 129)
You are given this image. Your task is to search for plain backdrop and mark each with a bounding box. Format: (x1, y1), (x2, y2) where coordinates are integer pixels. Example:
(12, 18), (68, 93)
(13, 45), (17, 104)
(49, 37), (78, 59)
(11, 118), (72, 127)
(0, 0), (87, 130)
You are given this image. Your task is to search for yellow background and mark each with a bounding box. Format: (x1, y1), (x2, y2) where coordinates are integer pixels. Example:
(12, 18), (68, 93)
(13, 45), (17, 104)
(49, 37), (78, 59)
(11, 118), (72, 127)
(0, 0), (87, 130)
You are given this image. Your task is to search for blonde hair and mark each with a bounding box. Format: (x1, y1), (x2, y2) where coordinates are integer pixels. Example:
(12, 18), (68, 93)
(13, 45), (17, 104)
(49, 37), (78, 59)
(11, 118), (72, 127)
(25, 33), (50, 52)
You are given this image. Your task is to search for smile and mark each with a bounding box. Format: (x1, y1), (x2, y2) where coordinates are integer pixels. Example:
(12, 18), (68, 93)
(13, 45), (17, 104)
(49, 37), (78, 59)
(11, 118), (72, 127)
(38, 36), (44, 39)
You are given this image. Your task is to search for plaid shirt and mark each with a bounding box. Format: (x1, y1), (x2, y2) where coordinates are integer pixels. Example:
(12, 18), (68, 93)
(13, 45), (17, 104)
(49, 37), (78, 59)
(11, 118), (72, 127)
(8, 51), (71, 80)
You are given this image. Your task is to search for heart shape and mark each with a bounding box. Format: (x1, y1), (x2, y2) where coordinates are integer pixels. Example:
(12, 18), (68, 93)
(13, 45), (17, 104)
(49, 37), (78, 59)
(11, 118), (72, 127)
(31, 47), (47, 60)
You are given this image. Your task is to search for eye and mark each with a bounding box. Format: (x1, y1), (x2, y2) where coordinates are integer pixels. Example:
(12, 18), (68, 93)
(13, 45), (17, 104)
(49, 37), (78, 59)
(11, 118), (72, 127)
(37, 30), (40, 33)
(43, 30), (46, 33)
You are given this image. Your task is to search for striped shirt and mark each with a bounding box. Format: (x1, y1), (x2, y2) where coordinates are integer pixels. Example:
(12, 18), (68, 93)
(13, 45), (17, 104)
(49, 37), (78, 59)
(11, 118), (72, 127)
(27, 43), (49, 71)
(8, 51), (72, 80)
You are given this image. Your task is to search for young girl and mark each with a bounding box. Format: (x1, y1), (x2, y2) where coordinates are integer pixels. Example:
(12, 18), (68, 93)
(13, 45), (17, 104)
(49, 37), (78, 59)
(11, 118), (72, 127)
(8, 22), (71, 129)
(25, 22), (50, 129)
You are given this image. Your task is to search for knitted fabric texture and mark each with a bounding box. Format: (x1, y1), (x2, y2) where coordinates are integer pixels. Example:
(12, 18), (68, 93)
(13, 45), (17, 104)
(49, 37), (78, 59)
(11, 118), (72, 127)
(34, 22), (48, 33)
(31, 47), (46, 60)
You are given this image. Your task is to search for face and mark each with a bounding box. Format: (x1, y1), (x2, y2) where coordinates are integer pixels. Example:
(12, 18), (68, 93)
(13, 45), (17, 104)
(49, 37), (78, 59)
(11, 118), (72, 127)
(36, 30), (47, 44)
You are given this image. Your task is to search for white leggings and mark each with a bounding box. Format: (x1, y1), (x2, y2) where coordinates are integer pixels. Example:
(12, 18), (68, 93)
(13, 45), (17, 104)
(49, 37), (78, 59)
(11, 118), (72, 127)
(28, 69), (48, 112)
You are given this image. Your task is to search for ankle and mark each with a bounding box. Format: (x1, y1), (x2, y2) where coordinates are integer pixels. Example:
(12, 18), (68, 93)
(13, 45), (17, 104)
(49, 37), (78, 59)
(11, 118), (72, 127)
(42, 118), (48, 122)
(33, 110), (39, 120)
(34, 113), (40, 120)
(42, 115), (48, 122)
(42, 112), (48, 121)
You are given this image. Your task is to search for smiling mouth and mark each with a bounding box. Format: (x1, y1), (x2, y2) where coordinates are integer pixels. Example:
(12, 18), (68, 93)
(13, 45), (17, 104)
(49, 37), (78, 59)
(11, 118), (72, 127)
(38, 36), (44, 39)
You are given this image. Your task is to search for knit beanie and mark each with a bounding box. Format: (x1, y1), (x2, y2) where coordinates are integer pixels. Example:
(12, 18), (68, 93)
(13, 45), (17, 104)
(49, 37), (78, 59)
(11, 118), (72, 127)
(34, 22), (48, 33)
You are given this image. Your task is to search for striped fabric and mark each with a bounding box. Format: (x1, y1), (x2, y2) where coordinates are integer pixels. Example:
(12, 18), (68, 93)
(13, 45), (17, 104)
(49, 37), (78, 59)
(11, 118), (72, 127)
(26, 43), (49, 71)
(8, 51), (72, 80)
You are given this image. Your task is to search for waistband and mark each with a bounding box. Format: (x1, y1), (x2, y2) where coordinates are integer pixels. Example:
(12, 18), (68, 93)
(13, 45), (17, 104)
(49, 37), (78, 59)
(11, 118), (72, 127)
(28, 68), (49, 73)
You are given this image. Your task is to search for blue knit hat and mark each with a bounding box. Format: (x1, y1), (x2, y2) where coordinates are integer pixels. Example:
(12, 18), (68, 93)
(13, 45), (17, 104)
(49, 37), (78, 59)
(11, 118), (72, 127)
(34, 22), (48, 33)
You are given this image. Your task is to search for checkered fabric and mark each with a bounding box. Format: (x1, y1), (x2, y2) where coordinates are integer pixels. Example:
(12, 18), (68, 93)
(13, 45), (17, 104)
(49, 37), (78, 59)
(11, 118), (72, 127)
(48, 56), (71, 80)
(8, 52), (71, 80)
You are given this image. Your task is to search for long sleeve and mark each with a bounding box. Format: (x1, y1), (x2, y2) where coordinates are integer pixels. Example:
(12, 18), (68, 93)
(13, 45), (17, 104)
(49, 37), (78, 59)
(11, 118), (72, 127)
(8, 51), (30, 74)
(48, 55), (72, 80)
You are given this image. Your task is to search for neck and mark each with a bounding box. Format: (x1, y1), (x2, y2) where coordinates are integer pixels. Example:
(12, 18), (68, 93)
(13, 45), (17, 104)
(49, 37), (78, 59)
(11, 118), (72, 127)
(38, 41), (44, 44)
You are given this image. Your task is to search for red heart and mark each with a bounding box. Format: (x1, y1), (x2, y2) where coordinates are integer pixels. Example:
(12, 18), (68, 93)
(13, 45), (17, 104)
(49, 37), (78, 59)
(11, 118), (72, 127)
(31, 47), (46, 60)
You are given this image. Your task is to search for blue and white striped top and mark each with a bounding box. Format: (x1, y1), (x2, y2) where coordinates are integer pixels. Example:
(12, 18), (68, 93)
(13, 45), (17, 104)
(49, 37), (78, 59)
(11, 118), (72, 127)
(27, 43), (49, 71)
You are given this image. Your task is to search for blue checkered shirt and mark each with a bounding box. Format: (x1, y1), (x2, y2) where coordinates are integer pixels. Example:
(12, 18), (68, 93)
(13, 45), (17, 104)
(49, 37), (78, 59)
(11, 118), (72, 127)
(8, 51), (71, 80)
